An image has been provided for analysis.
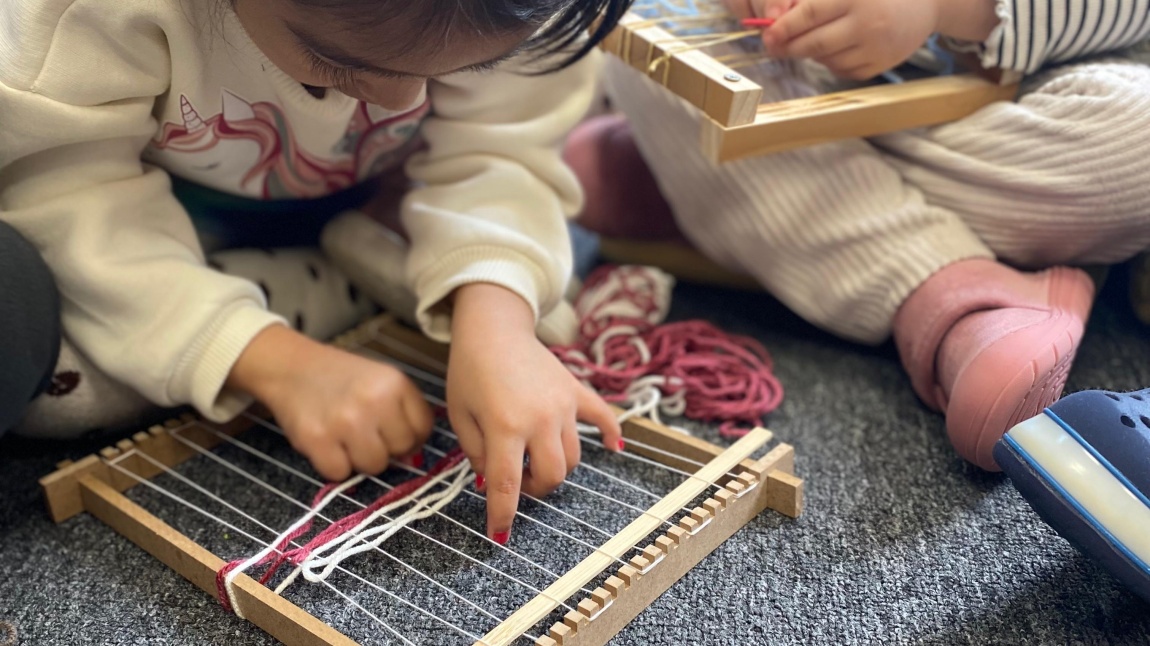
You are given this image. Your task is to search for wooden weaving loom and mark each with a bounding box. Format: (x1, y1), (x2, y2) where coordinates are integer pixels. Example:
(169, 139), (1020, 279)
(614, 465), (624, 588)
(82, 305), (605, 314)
(40, 313), (804, 646)
(602, 0), (1020, 162)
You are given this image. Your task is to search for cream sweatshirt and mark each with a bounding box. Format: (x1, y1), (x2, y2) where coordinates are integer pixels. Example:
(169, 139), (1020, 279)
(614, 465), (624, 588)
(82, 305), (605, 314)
(0, 0), (595, 422)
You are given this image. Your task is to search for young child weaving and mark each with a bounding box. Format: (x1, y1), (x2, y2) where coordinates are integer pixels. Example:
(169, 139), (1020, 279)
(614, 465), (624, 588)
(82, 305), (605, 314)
(568, 0), (1150, 600)
(0, 0), (629, 542)
(570, 0), (1150, 470)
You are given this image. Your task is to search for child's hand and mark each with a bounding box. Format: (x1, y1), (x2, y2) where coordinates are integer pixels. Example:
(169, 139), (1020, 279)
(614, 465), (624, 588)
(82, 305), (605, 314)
(228, 325), (434, 481)
(746, 0), (942, 80)
(447, 283), (622, 542)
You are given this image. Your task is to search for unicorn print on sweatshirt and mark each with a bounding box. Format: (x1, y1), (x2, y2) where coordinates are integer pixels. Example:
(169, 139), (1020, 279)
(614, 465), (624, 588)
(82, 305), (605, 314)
(146, 90), (428, 199)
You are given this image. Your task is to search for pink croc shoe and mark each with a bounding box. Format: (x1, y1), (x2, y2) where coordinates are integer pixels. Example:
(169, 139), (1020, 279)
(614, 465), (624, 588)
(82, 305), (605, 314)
(894, 259), (1096, 471)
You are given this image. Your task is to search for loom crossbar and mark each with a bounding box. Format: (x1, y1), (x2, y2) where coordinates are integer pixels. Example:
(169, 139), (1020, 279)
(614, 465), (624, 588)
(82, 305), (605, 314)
(700, 74), (1020, 162)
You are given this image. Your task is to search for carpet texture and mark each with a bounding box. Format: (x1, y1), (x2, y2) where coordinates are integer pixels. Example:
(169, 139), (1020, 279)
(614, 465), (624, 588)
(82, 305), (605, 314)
(2, 269), (1149, 646)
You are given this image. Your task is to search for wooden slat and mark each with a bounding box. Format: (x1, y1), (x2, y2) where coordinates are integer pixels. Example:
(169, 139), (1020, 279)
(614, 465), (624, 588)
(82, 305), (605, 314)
(538, 434), (800, 639)
(78, 475), (357, 646)
(476, 428), (773, 645)
(700, 74), (1020, 162)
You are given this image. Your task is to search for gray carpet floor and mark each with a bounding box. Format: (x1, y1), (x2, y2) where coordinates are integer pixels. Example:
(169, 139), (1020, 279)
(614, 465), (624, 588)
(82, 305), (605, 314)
(2, 267), (1149, 646)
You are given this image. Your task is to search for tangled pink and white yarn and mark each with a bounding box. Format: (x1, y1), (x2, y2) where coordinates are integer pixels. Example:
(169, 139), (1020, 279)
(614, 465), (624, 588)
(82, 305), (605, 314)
(551, 265), (784, 438)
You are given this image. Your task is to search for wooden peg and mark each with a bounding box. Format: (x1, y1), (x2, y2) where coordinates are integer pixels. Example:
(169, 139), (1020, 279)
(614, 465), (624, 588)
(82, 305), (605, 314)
(617, 564), (641, 587)
(562, 609), (588, 632)
(535, 636), (559, 646)
(679, 515), (700, 534)
(713, 488), (735, 508)
(655, 535), (676, 554)
(736, 472), (757, 489)
(725, 480), (747, 497)
(116, 438), (135, 453)
(577, 598), (599, 619)
(642, 545), (664, 564)
(702, 498), (723, 516)
(689, 506), (711, 524)
(591, 587), (613, 608)
(666, 525), (688, 545)
(548, 623), (572, 644)
(99, 447), (121, 461)
(604, 575), (627, 596)
(629, 554), (651, 573)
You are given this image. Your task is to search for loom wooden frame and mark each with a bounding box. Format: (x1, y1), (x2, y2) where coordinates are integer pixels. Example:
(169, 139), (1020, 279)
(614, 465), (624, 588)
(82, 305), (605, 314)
(39, 314), (804, 646)
(601, 10), (1021, 162)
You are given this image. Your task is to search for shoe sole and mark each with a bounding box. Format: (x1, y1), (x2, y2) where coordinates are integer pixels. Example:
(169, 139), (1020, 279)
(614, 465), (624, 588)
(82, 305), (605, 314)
(945, 267), (1092, 470)
(996, 411), (1150, 602)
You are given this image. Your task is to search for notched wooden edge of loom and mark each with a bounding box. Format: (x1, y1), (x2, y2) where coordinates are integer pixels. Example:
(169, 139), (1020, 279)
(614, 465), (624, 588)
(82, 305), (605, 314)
(533, 441), (803, 646)
(699, 73), (1020, 163)
(40, 413), (256, 523)
(600, 11), (762, 127)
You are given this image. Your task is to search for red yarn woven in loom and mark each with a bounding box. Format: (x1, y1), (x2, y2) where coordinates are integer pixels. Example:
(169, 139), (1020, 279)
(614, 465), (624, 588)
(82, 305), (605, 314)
(216, 449), (466, 612)
(553, 265), (783, 437)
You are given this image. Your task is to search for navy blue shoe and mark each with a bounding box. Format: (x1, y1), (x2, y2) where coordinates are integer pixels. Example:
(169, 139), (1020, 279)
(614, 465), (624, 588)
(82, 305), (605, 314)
(995, 388), (1150, 603)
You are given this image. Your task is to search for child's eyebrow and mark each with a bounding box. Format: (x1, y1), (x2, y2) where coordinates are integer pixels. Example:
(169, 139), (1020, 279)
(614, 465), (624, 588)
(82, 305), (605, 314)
(287, 24), (520, 78)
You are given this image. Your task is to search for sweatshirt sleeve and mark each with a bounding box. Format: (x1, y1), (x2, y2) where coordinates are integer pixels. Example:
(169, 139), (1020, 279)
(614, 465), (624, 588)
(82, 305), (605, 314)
(0, 1), (285, 421)
(401, 49), (601, 342)
(962, 0), (1150, 74)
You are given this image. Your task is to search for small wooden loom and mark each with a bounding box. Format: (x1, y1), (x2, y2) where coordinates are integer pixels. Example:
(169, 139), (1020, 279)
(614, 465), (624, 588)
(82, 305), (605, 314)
(40, 313), (803, 646)
(601, 0), (1020, 162)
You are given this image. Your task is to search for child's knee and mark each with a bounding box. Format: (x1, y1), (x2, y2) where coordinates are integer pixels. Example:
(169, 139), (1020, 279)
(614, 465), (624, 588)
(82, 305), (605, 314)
(0, 221), (61, 432)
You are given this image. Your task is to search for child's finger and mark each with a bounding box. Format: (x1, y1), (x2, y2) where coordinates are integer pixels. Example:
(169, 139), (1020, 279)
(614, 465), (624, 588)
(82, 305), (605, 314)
(450, 409), (487, 486)
(521, 432), (568, 499)
(348, 427), (391, 475)
(483, 433), (526, 544)
(399, 380), (434, 444)
(767, 0), (848, 51)
(308, 441), (354, 483)
(781, 18), (857, 60)
(561, 422), (582, 475)
(577, 385), (624, 452)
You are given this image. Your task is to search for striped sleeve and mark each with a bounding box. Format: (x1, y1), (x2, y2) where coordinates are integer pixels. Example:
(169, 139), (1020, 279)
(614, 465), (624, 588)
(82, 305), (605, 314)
(970, 0), (1150, 73)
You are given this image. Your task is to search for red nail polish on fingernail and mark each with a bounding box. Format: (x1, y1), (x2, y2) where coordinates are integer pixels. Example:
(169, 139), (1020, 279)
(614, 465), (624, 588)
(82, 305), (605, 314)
(617, 439), (626, 451)
(410, 453), (424, 469)
(475, 474), (486, 489)
(493, 531), (510, 545)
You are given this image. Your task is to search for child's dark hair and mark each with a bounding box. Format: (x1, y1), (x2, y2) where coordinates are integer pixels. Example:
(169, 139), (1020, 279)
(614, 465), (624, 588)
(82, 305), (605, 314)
(291, 0), (633, 71)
